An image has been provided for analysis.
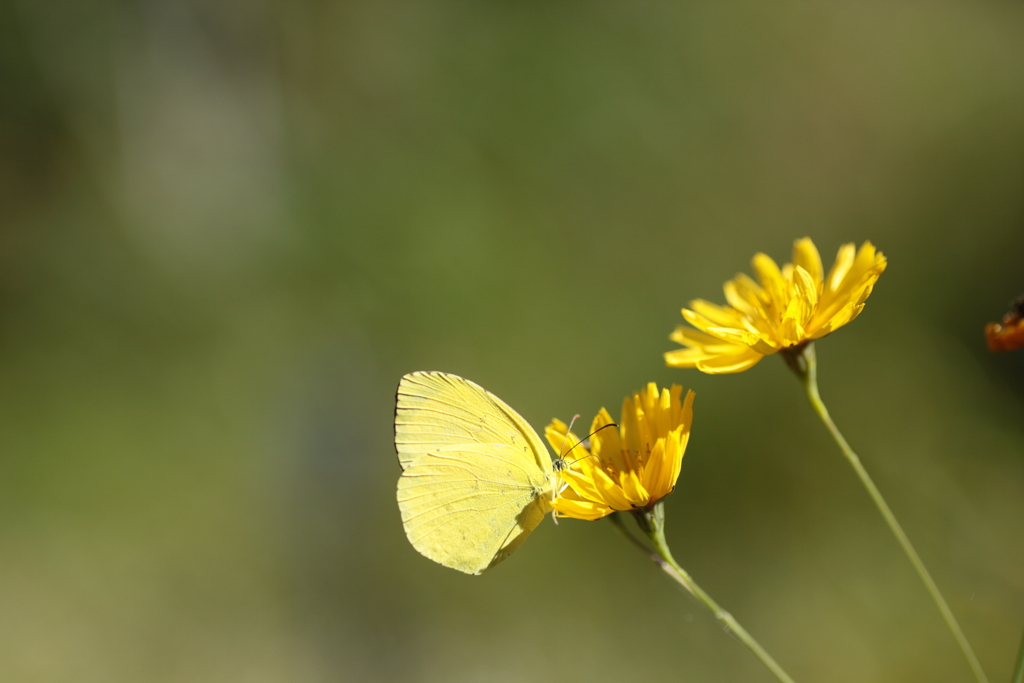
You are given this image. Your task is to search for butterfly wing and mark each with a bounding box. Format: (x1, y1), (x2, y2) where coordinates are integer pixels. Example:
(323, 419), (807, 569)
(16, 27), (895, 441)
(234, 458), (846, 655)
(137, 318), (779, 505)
(395, 372), (553, 574)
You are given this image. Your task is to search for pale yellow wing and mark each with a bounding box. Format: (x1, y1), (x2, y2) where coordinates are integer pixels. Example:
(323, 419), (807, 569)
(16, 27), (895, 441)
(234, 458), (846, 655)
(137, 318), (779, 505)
(395, 372), (549, 472)
(397, 442), (551, 574)
(394, 372), (554, 574)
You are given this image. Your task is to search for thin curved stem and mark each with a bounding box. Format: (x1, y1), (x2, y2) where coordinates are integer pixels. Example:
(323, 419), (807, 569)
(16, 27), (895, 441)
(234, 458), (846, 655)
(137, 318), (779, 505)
(1012, 624), (1024, 683)
(783, 343), (989, 683)
(616, 507), (798, 683)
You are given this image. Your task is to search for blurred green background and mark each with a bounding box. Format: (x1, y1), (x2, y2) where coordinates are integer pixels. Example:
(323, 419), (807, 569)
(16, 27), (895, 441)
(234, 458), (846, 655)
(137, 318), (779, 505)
(2, 1), (1023, 681)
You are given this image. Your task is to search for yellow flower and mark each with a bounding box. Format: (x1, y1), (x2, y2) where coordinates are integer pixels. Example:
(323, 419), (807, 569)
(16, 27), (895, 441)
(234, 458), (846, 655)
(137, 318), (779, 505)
(545, 383), (695, 521)
(665, 238), (886, 374)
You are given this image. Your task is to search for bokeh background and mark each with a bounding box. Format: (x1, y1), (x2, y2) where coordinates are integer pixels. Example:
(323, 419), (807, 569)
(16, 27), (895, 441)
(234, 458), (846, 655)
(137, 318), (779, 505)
(2, 1), (1023, 681)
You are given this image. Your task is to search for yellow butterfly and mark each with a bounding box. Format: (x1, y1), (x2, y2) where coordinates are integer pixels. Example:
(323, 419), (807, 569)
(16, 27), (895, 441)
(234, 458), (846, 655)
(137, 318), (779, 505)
(395, 371), (565, 575)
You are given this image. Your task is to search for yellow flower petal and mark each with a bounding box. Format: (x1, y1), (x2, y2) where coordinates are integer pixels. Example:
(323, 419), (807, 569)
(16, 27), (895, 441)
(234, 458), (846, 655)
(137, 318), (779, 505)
(792, 237), (823, 286)
(777, 317), (806, 347)
(681, 308), (745, 341)
(811, 301), (863, 338)
(619, 469), (650, 507)
(561, 466), (632, 510)
(619, 395), (642, 470)
(723, 280), (758, 318)
(726, 275), (777, 339)
(669, 325), (758, 356)
(705, 325), (775, 353)
(589, 407), (625, 473)
(643, 437), (669, 500)
(792, 265), (819, 313)
(666, 342), (757, 368)
(778, 266), (817, 342)
(751, 253), (788, 315)
(694, 347), (764, 373)
(814, 243), (885, 329)
(552, 496), (612, 520)
(589, 466), (636, 510)
(690, 299), (748, 328)
(825, 243), (856, 293)
(544, 420), (586, 463)
(668, 391), (695, 489)
(664, 347), (710, 368)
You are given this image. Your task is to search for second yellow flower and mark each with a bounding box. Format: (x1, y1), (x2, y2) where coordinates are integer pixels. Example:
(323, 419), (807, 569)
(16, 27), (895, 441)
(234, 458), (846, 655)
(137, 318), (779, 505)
(665, 238), (886, 373)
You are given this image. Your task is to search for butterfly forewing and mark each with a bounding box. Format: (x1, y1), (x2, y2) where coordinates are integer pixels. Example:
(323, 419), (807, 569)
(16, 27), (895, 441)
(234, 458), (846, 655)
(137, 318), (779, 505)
(395, 372), (550, 473)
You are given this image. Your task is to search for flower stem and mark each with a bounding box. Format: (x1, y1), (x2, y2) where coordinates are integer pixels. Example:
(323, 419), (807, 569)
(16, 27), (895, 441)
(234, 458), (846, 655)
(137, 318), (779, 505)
(617, 506), (798, 683)
(782, 343), (989, 683)
(1013, 624), (1024, 683)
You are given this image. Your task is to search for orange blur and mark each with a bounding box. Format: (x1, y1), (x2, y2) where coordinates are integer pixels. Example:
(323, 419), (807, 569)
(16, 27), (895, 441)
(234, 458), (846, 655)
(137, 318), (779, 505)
(985, 305), (1024, 352)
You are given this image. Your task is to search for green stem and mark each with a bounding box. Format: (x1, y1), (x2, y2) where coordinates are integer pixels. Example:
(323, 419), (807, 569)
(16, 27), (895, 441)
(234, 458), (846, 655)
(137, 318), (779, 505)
(617, 506), (798, 683)
(782, 343), (989, 683)
(1012, 624), (1024, 683)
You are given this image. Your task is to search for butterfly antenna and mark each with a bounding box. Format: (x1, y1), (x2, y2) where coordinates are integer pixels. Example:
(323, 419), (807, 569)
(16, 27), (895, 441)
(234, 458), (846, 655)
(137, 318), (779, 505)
(566, 422), (617, 464)
(551, 414), (581, 525)
(558, 414), (581, 460)
(550, 421), (618, 525)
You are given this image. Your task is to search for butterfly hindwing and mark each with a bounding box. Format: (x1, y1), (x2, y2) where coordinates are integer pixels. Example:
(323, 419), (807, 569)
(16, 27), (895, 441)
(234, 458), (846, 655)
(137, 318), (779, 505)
(397, 442), (550, 574)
